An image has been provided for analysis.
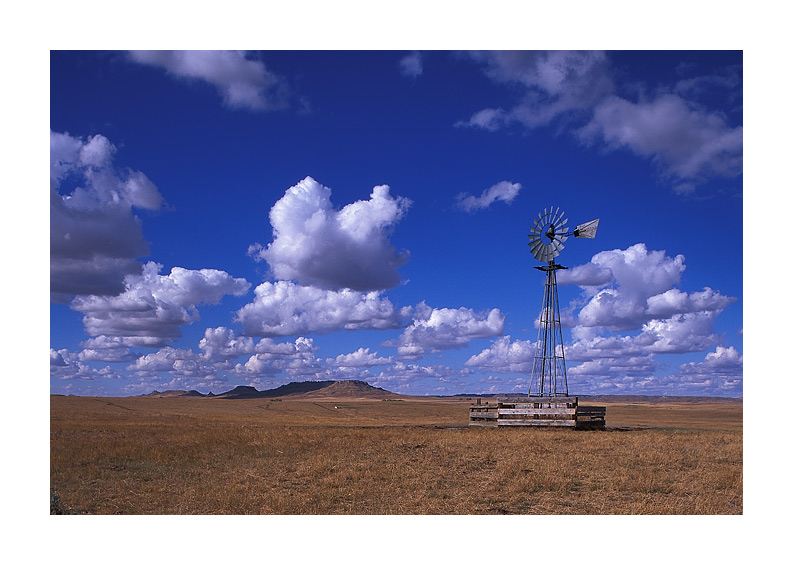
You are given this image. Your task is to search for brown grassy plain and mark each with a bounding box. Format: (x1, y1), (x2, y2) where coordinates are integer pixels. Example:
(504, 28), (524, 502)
(50, 395), (742, 515)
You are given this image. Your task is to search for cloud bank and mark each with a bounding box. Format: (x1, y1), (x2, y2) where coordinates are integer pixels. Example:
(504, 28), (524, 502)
(399, 51), (423, 78)
(456, 181), (522, 212)
(50, 131), (165, 301)
(128, 50), (288, 111)
(459, 50), (742, 192)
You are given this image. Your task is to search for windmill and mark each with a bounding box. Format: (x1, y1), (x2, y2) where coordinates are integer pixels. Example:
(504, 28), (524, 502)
(528, 207), (599, 398)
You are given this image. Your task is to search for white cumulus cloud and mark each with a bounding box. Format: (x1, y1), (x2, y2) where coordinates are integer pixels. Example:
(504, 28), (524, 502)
(388, 302), (505, 359)
(677, 345), (743, 378)
(51, 348), (121, 381)
(235, 280), (406, 337)
(71, 262), (251, 347)
(249, 177), (411, 291)
(329, 348), (393, 368)
(198, 326), (317, 361)
(569, 243), (734, 331)
(78, 336), (139, 363)
(464, 336), (535, 373)
(126, 346), (235, 384)
(573, 246), (735, 333)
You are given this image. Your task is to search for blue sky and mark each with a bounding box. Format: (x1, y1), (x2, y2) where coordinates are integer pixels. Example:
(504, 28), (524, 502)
(50, 50), (743, 397)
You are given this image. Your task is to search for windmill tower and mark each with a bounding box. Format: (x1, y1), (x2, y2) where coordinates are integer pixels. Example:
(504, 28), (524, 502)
(527, 207), (599, 398)
(469, 207), (605, 427)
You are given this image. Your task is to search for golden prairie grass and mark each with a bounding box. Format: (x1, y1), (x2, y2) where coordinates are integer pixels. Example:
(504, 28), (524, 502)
(50, 396), (742, 515)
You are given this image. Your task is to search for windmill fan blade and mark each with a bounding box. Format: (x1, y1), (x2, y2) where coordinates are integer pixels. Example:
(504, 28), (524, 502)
(556, 219), (570, 239)
(574, 218), (600, 238)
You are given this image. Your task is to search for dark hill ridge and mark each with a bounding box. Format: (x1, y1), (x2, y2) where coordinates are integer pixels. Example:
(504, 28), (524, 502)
(216, 380), (397, 399)
(141, 380), (397, 400)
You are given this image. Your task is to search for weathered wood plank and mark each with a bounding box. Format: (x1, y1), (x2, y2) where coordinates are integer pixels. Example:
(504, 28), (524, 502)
(501, 402), (577, 408)
(469, 412), (498, 419)
(498, 419), (576, 427)
(499, 396), (578, 403)
(499, 408), (577, 416)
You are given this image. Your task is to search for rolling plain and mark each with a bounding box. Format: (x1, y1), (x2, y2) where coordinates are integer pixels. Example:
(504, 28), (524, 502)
(50, 384), (742, 515)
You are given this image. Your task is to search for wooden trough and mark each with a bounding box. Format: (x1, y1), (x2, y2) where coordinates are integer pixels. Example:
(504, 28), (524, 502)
(469, 396), (605, 429)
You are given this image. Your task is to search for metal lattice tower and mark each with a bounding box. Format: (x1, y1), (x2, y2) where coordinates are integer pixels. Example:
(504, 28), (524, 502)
(527, 207), (599, 398)
(530, 260), (568, 396)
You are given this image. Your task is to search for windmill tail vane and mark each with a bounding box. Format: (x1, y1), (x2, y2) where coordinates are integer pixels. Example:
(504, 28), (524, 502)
(573, 218), (599, 239)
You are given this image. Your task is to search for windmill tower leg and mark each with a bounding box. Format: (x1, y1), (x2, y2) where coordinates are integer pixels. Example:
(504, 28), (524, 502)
(530, 262), (568, 397)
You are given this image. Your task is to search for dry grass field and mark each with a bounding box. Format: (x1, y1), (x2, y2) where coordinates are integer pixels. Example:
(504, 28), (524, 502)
(50, 394), (742, 515)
